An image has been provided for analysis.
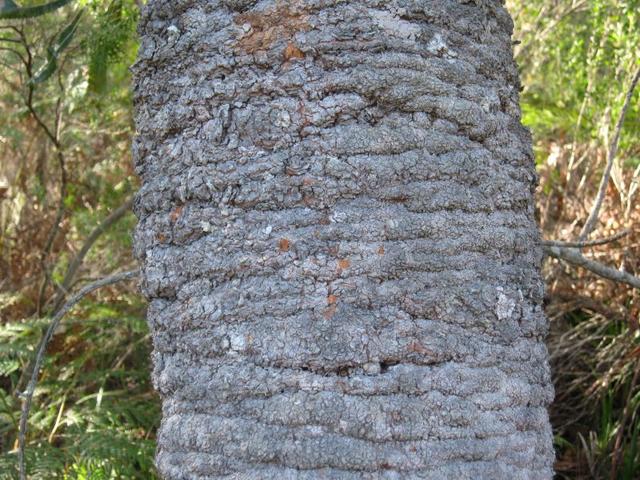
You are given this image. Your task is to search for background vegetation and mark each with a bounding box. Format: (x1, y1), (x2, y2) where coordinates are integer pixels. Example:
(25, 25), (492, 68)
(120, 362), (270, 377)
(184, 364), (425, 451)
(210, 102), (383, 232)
(0, 1), (638, 478)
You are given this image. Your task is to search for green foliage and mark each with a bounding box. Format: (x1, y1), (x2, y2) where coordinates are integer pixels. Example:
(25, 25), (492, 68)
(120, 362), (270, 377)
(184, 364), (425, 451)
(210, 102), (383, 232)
(510, 1), (640, 478)
(513, 0), (640, 155)
(31, 9), (83, 84)
(0, 0), (73, 20)
(86, 0), (138, 95)
(0, 295), (159, 479)
(1, 0), (154, 477)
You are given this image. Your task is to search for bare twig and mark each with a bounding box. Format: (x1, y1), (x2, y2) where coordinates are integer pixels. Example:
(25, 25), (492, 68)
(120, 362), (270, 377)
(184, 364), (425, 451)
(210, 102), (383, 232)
(545, 246), (640, 290)
(548, 293), (628, 324)
(0, 59), (21, 74)
(0, 46), (27, 68)
(49, 197), (134, 312)
(579, 65), (640, 240)
(542, 229), (629, 248)
(18, 270), (139, 480)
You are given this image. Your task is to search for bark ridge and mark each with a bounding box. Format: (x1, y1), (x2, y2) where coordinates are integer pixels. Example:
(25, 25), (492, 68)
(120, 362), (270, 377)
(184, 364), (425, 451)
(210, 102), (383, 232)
(132, 0), (555, 478)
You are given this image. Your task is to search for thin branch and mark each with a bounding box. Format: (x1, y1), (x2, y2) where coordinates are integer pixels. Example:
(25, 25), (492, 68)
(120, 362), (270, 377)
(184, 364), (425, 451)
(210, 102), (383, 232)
(0, 58), (22, 74)
(0, 45), (27, 68)
(14, 30), (70, 317)
(54, 52), (69, 139)
(36, 149), (67, 316)
(49, 197), (134, 312)
(5, 24), (72, 318)
(545, 246), (640, 290)
(18, 270), (139, 480)
(25, 91), (61, 148)
(549, 292), (628, 324)
(579, 65), (640, 240)
(542, 229), (629, 248)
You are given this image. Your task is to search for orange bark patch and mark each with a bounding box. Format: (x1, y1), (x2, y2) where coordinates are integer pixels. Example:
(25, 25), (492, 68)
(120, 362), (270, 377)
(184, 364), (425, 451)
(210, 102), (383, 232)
(278, 238), (291, 252)
(284, 42), (305, 60)
(235, 3), (310, 54)
(338, 259), (351, 270)
(327, 294), (337, 305)
(169, 205), (184, 223)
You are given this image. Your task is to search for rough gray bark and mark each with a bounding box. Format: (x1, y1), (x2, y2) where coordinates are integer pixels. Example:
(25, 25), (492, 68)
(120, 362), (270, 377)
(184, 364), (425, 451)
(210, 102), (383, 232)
(132, 0), (555, 478)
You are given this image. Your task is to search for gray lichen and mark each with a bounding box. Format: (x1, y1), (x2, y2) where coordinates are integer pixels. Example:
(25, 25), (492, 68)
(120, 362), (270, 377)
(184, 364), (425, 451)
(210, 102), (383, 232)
(132, 0), (555, 478)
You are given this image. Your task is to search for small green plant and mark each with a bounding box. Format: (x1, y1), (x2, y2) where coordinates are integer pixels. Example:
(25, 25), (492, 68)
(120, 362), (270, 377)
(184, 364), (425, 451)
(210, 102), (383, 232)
(0, 1), (157, 478)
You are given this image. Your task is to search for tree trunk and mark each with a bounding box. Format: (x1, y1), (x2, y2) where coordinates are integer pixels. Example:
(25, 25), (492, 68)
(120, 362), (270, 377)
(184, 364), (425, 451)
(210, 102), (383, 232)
(132, 1), (555, 478)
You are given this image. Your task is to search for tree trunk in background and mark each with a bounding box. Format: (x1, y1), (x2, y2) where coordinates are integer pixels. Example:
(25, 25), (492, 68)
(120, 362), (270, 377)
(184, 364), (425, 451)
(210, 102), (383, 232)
(132, 0), (555, 478)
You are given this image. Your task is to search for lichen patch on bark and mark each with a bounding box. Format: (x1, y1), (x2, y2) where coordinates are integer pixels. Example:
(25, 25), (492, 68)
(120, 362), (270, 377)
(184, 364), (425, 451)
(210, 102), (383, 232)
(370, 9), (421, 41)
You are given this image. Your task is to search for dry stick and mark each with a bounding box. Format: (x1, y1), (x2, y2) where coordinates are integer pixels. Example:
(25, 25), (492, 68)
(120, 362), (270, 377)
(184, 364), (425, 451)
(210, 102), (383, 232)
(541, 229), (630, 249)
(579, 65), (640, 241)
(544, 245), (640, 290)
(49, 197), (134, 312)
(17, 270), (139, 480)
(550, 293), (628, 324)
